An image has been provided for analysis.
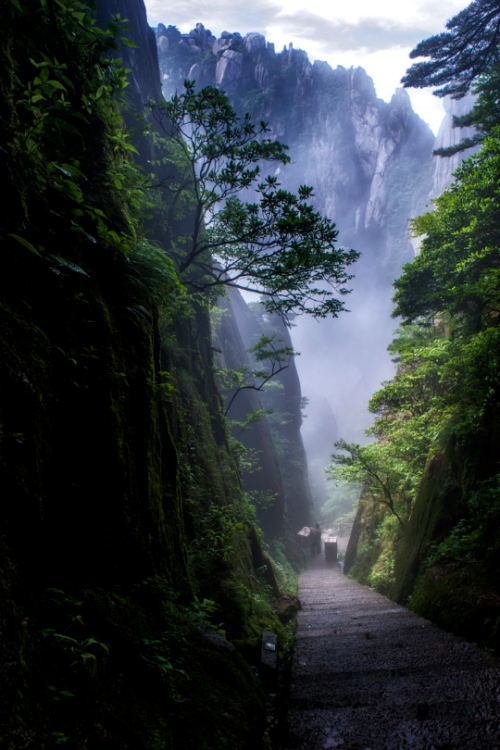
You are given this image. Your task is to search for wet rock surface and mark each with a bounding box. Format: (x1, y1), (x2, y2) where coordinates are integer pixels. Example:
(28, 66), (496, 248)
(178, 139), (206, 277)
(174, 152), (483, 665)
(286, 555), (500, 749)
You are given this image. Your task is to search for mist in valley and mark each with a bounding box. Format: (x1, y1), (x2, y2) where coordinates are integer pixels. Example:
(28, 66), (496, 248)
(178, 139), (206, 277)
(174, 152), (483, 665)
(152, 20), (468, 532)
(288, 90), (477, 528)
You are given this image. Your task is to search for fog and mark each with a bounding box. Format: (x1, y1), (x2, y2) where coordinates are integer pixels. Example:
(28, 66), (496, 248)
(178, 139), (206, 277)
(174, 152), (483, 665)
(289, 256), (400, 522)
(151, 16), (459, 526)
(292, 273), (397, 445)
(287, 93), (475, 516)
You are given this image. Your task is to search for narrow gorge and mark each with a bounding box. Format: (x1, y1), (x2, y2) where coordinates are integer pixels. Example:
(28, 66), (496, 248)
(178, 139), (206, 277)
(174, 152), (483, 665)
(2, 0), (499, 749)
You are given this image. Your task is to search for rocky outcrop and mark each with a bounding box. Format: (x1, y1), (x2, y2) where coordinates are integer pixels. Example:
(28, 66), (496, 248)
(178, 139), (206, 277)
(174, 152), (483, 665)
(216, 50), (244, 89)
(213, 289), (312, 535)
(213, 289), (287, 539)
(156, 25), (435, 276)
(98, 0), (161, 104)
(431, 92), (478, 197)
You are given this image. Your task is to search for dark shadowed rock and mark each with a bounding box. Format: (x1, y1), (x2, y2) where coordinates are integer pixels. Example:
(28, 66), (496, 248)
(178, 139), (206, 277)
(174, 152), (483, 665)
(213, 290), (286, 540)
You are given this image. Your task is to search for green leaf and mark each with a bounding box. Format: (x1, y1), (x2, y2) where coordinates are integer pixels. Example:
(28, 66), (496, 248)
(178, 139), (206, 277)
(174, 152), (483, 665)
(51, 256), (89, 277)
(120, 36), (139, 48)
(47, 80), (66, 91)
(9, 234), (42, 257)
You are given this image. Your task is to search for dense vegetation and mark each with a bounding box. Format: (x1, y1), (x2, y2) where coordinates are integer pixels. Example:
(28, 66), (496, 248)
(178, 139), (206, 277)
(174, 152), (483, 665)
(0, 0), (354, 747)
(339, 10), (500, 650)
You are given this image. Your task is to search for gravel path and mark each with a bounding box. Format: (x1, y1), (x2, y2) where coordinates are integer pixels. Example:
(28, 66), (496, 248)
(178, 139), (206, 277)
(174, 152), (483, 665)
(286, 555), (500, 749)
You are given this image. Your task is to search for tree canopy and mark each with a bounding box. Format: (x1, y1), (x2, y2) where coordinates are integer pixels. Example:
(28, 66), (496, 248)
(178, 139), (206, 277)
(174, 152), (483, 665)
(147, 83), (359, 323)
(402, 0), (500, 99)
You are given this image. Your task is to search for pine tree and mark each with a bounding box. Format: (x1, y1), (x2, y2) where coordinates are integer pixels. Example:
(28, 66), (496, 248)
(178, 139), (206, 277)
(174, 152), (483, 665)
(402, 0), (500, 99)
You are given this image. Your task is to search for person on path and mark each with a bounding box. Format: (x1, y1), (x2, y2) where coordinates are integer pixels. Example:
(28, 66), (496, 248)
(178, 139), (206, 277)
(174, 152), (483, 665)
(310, 523), (322, 555)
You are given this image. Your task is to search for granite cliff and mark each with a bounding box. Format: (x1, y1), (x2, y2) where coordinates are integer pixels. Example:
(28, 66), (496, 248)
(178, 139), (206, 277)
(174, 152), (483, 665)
(0, 3), (298, 747)
(157, 23), (435, 280)
(153, 23), (440, 498)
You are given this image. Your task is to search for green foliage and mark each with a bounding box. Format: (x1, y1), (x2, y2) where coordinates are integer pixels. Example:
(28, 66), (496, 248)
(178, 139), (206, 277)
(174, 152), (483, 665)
(5, 0), (184, 334)
(401, 0), (500, 99)
(426, 473), (500, 569)
(329, 439), (411, 529)
(1, 3), (271, 747)
(267, 539), (300, 598)
(217, 332), (297, 417)
(130, 577), (226, 700)
(319, 483), (358, 530)
(438, 60), (500, 157)
(148, 82), (359, 322)
(10, 1), (134, 245)
(41, 629), (109, 678)
(345, 99), (500, 597)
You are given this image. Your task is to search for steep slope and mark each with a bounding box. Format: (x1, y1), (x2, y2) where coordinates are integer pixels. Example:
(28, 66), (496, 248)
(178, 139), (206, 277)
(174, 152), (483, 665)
(212, 290), (287, 540)
(431, 92), (479, 198)
(0, 2), (290, 748)
(213, 289), (313, 536)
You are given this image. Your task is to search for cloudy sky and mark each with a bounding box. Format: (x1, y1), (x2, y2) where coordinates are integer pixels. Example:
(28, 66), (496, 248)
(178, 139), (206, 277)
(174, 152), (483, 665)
(144, 0), (467, 134)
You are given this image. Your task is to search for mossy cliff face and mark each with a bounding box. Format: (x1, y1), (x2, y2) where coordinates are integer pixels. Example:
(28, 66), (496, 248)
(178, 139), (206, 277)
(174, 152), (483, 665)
(344, 493), (401, 593)
(389, 419), (500, 653)
(0, 1), (282, 747)
(161, 301), (285, 639)
(213, 289), (313, 537)
(345, 417), (500, 654)
(212, 289), (286, 540)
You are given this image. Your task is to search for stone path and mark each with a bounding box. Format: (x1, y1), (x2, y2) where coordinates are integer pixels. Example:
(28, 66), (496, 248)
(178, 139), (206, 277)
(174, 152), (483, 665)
(286, 555), (500, 749)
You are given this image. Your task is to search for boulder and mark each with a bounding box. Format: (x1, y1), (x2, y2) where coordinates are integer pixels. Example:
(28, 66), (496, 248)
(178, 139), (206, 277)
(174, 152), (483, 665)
(212, 37), (232, 56)
(188, 40), (202, 54)
(215, 50), (243, 89)
(188, 63), (202, 85)
(188, 22), (215, 52)
(157, 35), (169, 53)
(244, 32), (266, 55)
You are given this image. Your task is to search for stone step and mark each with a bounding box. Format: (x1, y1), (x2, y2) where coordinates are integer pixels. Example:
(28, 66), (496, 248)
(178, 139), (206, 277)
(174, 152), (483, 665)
(286, 556), (500, 749)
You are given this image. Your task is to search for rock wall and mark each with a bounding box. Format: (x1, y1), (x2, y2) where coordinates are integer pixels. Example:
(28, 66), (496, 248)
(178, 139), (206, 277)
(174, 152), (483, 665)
(387, 416), (500, 654)
(431, 93), (478, 198)
(157, 24), (435, 279)
(213, 290), (287, 540)
(213, 289), (313, 535)
(0, 3), (290, 748)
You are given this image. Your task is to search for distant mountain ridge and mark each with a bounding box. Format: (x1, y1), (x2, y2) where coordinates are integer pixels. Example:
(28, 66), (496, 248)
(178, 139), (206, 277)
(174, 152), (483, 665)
(155, 22), (437, 280)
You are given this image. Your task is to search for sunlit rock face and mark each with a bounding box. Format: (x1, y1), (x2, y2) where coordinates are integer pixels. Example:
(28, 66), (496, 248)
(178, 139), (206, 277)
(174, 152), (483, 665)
(157, 25), (435, 280)
(256, 62), (435, 279)
(216, 50), (244, 89)
(431, 92), (478, 197)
